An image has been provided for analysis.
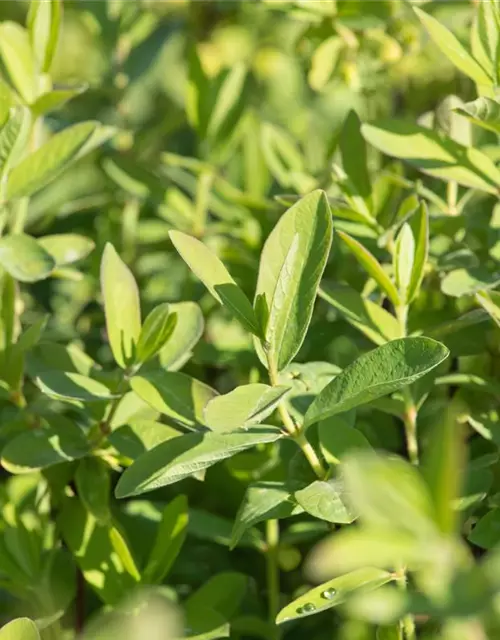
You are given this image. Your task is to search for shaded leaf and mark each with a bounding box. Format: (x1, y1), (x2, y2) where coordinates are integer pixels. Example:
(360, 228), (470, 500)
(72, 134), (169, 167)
(36, 371), (115, 402)
(135, 304), (177, 365)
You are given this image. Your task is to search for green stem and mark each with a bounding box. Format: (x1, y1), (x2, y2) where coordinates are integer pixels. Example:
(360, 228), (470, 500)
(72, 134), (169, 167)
(395, 567), (416, 640)
(396, 304), (419, 465)
(266, 519), (280, 623)
(267, 353), (327, 478)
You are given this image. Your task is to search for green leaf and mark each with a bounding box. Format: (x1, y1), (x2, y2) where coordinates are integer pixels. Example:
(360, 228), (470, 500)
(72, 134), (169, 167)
(295, 479), (354, 524)
(58, 498), (139, 605)
(476, 290), (500, 327)
(75, 458), (111, 525)
(455, 97), (500, 134)
(471, 1), (500, 83)
(231, 482), (301, 549)
(159, 301), (204, 371)
(468, 509), (500, 549)
(343, 452), (437, 537)
(143, 495), (188, 584)
(362, 120), (500, 194)
(406, 202), (429, 303)
(0, 234), (55, 282)
(276, 568), (393, 624)
(0, 618), (40, 640)
(100, 243), (141, 369)
(394, 223), (415, 303)
(319, 285), (400, 345)
(1, 418), (89, 473)
(185, 572), (249, 622)
(109, 420), (180, 461)
(27, 0), (61, 73)
(0, 23), (36, 103)
(30, 85), (87, 116)
(135, 304), (177, 365)
(36, 371), (115, 402)
(108, 527), (141, 583)
(304, 337), (449, 427)
(414, 7), (492, 86)
(339, 110), (372, 215)
(169, 231), (260, 336)
(38, 234), (94, 266)
(115, 427), (283, 497)
(7, 121), (99, 199)
(337, 231), (400, 306)
(442, 268), (500, 298)
(0, 106), (31, 182)
(130, 371), (218, 430)
(319, 418), (372, 465)
(207, 64), (248, 146)
(255, 190), (333, 370)
(185, 608), (229, 640)
(204, 384), (290, 432)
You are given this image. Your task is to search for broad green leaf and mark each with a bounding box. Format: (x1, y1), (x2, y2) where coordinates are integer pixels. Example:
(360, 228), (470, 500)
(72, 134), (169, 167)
(295, 479), (354, 524)
(362, 120), (500, 194)
(0, 23), (36, 103)
(1, 418), (89, 473)
(38, 234), (94, 266)
(30, 85), (87, 116)
(319, 418), (371, 465)
(115, 427), (283, 497)
(204, 384), (290, 432)
(468, 509), (500, 549)
(185, 572), (249, 622)
(0, 106), (31, 182)
(319, 285), (400, 345)
(472, 0), (500, 83)
(231, 482), (301, 549)
(406, 202), (428, 303)
(276, 568), (393, 624)
(455, 97), (500, 134)
(337, 231), (400, 306)
(130, 371), (218, 430)
(255, 190), (333, 370)
(0, 618), (40, 640)
(36, 371), (115, 402)
(0, 235), (55, 282)
(143, 495), (188, 584)
(59, 498), (138, 605)
(7, 122), (98, 199)
(169, 231), (260, 336)
(135, 304), (177, 365)
(304, 337), (449, 427)
(27, 341), (96, 377)
(100, 243), (141, 369)
(441, 268), (500, 298)
(414, 7), (492, 86)
(476, 290), (500, 327)
(75, 458), (111, 525)
(343, 452), (437, 537)
(109, 421), (180, 460)
(27, 0), (61, 73)
(159, 301), (204, 371)
(393, 223), (414, 303)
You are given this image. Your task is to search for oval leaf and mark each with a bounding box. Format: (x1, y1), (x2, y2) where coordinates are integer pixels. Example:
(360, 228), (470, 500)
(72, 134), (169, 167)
(136, 303), (177, 365)
(0, 234), (55, 282)
(38, 234), (94, 266)
(115, 427), (283, 497)
(295, 480), (355, 524)
(204, 383), (290, 432)
(0, 619), (40, 640)
(36, 371), (115, 402)
(159, 301), (204, 371)
(304, 337), (449, 427)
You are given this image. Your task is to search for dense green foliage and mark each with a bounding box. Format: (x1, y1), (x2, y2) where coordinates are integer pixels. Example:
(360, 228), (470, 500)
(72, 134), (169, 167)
(2, 1), (500, 638)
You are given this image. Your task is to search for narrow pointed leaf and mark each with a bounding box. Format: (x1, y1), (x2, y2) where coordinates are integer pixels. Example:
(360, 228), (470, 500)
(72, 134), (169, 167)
(170, 230), (260, 336)
(394, 223), (415, 302)
(100, 243), (141, 369)
(27, 0), (61, 73)
(455, 97), (500, 134)
(337, 231), (400, 306)
(0, 106), (31, 180)
(135, 304), (177, 365)
(204, 384), (290, 432)
(159, 301), (204, 371)
(0, 23), (36, 103)
(276, 568), (393, 624)
(115, 427), (283, 497)
(255, 190), (333, 370)
(406, 202), (429, 303)
(304, 337), (449, 427)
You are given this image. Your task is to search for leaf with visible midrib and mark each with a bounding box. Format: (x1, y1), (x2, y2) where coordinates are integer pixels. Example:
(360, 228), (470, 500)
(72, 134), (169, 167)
(255, 190), (333, 371)
(295, 480), (355, 524)
(7, 122), (98, 200)
(0, 618), (40, 640)
(304, 337), (449, 427)
(115, 427), (283, 497)
(170, 230), (260, 336)
(204, 383), (290, 432)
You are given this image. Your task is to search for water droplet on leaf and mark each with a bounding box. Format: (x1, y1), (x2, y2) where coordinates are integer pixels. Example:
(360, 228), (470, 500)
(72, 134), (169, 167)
(302, 603), (316, 613)
(321, 588), (337, 600)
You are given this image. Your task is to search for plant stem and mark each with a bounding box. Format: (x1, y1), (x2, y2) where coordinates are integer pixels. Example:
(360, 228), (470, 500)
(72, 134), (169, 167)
(267, 353), (327, 478)
(265, 518), (280, 623)
(396, 567), (416, 640)
(396, 304), (419, 465)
